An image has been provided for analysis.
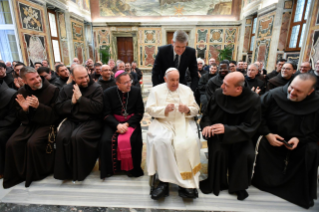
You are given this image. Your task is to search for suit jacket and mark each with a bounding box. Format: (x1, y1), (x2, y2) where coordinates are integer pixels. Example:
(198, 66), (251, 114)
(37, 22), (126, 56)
(152, 44), (198, 91)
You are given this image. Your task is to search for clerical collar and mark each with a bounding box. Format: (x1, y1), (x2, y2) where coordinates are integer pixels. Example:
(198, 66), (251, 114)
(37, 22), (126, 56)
(117, 88), (128, 94)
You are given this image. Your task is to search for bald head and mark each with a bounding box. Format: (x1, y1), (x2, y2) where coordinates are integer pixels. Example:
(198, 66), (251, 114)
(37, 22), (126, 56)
(72, 65), (87, 77)
(101, 64), (112, 80)
(164, 68), (180, 91)
(221, 72), (245, 97)
(288, 73), (316, 102)
(72, 65), (90, 87)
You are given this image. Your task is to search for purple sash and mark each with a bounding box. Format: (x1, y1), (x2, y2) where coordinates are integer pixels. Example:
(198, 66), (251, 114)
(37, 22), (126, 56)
(113, 114), (135, 171)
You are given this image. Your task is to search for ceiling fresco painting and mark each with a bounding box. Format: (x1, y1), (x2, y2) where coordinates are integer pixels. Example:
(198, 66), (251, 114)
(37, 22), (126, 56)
(99, 0), (233, 17)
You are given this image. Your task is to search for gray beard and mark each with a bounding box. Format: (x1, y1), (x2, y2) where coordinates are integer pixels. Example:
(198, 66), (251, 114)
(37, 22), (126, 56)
(33, 83), (43, 90)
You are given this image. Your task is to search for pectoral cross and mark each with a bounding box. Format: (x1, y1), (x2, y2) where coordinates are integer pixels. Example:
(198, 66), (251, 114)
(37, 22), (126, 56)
(123, 111), (128, 119)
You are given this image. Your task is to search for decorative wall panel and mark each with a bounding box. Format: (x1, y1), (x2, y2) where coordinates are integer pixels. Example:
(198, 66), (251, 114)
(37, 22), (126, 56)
(98, 30), (110, 45)
(18, 2), (43, 31)
(13, 0), (52, 66)
(310, 30), (319, 66)
(23, 34), (46, 65)
(144, 45), (156, 67)
(257, 15), (274, 39)
(253, 11), (276, 69)
(197, 29), (208, 43)
(61, 41), (70, 66)
(225, 28), (236, 43)
(144, 30), (156, 44)
(58, 12), (70, 65)
(303, 0), (319, 66)
(243, 26), (251, 52)
(58, 13), (67, 39)
(195, 26), (239, 63)
(254, 39), (271, 67)
(138, 27), (161, 68)
(210, 29), (223, 43)
(72, 22), (84, 42)
(93, 27), (111, 62)
(74, 42), (84, 64)
(278, 12), (291, 51)
(71, 18), (86, 64)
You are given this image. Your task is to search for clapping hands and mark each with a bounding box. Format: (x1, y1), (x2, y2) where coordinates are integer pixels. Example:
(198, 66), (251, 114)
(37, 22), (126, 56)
(72, 84), (82, 104)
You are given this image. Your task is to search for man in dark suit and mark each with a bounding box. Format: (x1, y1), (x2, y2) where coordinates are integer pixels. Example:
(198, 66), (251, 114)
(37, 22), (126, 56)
(152, 30), (198, 91)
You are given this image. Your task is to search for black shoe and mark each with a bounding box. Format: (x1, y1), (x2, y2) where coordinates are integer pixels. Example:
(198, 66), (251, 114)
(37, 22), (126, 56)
(178, 186), (198, 199)
(236, 190), (249, 201)
(151, 182), (169, 200)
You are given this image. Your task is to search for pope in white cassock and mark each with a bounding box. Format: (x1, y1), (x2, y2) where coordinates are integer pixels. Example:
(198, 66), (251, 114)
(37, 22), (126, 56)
(146, 68), (201, 200)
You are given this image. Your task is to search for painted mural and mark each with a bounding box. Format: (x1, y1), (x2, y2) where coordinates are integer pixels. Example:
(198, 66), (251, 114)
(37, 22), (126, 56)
(71, 18), (86, 64)
(254, 39), (271, 66)
(252, 11), (275, 69)
(18, 2), (43, 31)
(58, 13), (67, 39)
(74, 42), (85, 64)
(310, 30), (319, 66)
(278, 12), (291, 51)
(257, 15), (274, 39)
(243, 26), (251, 52)
(72, 22), (84, 41)
(14, 0), (52, 66)
(303, 0), (319, 65)
(24, 34), (46, 65)
(99, 0), (233, 17)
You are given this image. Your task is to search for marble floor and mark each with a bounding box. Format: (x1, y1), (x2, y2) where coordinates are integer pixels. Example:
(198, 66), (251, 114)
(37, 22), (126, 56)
(0, 73), (318, 212)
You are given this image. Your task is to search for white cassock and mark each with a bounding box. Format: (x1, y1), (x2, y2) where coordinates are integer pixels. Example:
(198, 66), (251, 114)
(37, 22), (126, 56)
(146, 83), (201, 188)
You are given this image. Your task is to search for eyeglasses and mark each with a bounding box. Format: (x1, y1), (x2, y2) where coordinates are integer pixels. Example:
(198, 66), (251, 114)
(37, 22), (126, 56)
(122, 80), (133, 85)
(198, 63), (203, 65)
(229, 65), (235, 68)
(282, 67), (292, 71)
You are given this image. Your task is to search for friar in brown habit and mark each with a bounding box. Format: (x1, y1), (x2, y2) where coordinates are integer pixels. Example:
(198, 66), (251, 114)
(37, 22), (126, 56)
(0, 80), (19, 178)
(54, 65), (103, 181)
(3, 66), (59, 188)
